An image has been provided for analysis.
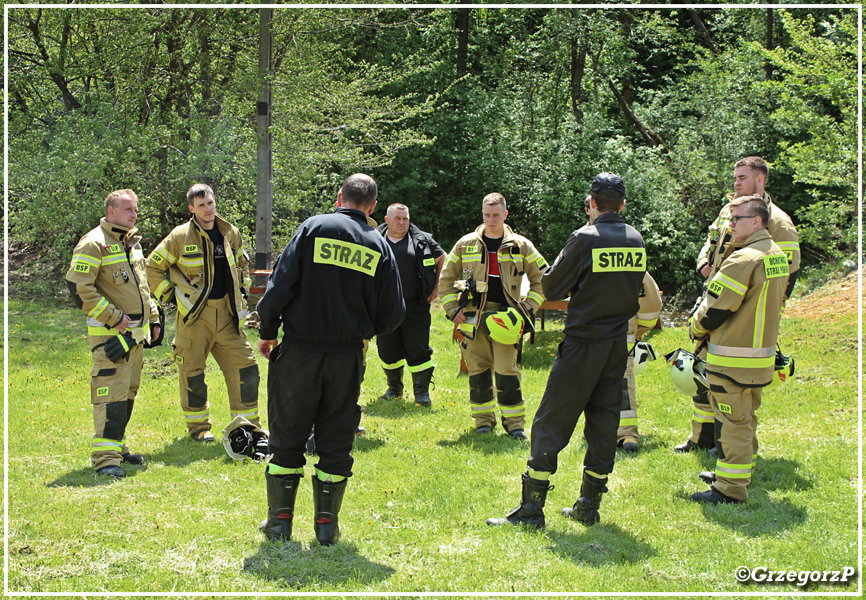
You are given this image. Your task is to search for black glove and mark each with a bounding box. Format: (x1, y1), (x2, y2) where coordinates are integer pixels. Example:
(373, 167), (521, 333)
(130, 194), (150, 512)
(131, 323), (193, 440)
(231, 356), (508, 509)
(104, 331), (136, 363)
(143, 295), (166, 349)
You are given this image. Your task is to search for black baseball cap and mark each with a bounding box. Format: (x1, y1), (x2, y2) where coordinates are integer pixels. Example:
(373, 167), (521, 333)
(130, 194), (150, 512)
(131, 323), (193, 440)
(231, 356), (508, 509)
(590, 172), (626, 200)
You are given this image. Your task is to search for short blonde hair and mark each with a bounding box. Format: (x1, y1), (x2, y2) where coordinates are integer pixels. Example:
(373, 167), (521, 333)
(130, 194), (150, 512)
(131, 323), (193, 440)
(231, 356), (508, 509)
(482, 193), (506, 210)
(104, 189), (138, 214)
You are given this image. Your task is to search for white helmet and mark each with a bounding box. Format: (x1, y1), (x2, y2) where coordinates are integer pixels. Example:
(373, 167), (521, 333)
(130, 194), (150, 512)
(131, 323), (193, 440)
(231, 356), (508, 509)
(665, 348), (709, 396)
(222, 416), (270, 462)
(632, 342), (657, 376)
(765, 348), (794, 390)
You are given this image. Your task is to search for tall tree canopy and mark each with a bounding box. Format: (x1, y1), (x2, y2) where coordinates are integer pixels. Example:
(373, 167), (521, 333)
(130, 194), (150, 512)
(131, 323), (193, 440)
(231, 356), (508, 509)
(7, 5), (858, 296)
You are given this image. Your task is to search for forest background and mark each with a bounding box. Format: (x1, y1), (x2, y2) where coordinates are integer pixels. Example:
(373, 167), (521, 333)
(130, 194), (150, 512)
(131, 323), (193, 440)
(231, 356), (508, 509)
(6, 2), (860, 299)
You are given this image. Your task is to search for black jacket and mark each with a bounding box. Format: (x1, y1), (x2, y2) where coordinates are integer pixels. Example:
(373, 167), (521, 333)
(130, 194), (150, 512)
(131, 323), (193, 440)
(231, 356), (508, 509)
(376, 222), (443, 303)
(258, 208), (405, 352)
(543, 212), (646, 342)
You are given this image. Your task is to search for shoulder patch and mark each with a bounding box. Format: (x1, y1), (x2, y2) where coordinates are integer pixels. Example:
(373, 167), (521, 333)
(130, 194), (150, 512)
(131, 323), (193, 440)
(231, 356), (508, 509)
(763, 254), (789, 279)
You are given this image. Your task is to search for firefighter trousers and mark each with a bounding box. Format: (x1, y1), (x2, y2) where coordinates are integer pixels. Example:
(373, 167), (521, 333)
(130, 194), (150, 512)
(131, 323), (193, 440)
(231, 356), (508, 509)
(528, 338), (627, 476)
(460, 302), (524, 431)
(266, 343), (364, 478)
(377, 300), (433, 373)
(172, 296), (260, 435)
(686, 345), (715, 448)
(89, 336), (143, 470)
(616, 353), (638, 444)
(708, 374), (762, 501)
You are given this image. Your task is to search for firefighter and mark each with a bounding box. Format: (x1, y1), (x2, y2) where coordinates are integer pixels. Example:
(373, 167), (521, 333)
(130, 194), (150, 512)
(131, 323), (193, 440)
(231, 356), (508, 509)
(256, 174), (404, 546)
(689, 195), (788, 503)
(677, 156), (800, 453)
(147, 184), (260, 442)
(438, 193), (547, 439)
(617, 271), (663, 452)
(487, 173), (645, 528)
(65, 189), (161, 478)
(375, 203), (446, 406)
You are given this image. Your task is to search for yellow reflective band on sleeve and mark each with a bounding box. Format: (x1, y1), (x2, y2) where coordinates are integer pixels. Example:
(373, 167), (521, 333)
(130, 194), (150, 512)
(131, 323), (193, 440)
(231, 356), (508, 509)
(775, 241), (799, 262)
(407, 360), (433, 373)
(313, 238), (380, 276)
(382, 358), (407, 370)
(636, 317), (656, 328)
(707, 352), (775, 369)
(227, 255), (237, 266)
(763, 254), (789, 279)
(423, 257), (435, 267)
(446, 251), (460, 264)
(72, 253), (101, 274)
(88, 298), (110, 319)
(441, 293), (459, 305)
(526, 290), (543, 304)
(154, 279), (173, 300)
(592, 248), (646, 272)
(708, 272), (747, 297)
(153, 246), (176, 264)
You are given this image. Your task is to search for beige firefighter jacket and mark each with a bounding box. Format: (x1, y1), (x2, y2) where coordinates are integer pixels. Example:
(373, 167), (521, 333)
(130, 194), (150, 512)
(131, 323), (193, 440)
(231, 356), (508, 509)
(439, 223), (547, 328)
(630, 271), (663, 342)
(690, 229), (788, 387)
(697, 192), (800, 298)
(65, 218), (158, 341)
(147, 214), (251, 328)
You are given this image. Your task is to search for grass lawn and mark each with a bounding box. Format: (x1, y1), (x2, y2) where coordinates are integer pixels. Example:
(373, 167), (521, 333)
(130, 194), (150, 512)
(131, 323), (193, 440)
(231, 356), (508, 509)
(4, 296), (860, 596)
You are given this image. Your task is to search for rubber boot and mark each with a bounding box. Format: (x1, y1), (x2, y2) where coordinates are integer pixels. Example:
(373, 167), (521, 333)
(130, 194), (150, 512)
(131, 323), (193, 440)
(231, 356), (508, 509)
(486, 473), (553, 529)
(378, 367), (404, 400)
(312, 475), (347, 546)
(259, 471), (302, 541)
(412, 367), (434, 407)
(562, 471), (608, 526)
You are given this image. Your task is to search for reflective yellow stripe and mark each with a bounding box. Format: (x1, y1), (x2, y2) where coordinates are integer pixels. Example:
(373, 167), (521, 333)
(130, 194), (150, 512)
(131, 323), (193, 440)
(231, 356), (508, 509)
(619, 417), (638, 427)
(73, 253), (102, 267)
(526, 291), (543, 304)
(153, 246), (177, 264)
(268, 464), (303, 476)
(462, 254), (482, 263)
(184, 410), (210, 423)
(178, 256), (204, 268)
(102, 254), (127, 266)
(382, 359), (406, 370)
(693, 407), (715, 423)
(407, 360), (433, 373)
(636, 317), (656, 328)
(753, 281), (769, 348)
(154, 279), (172, 300)
(500, 405), (525, 417)
(441, 293), (459, 305)
(528, 469), (550, 480)
(92, 438), (123, 451)
(470, 400), (496, 413)
(88, 297), (110, 319)
(232, 409), (258, 420)
(707, 344), (774, 358)
(709, 272), (747, 296)
(717, 460), (752, 478)
(707, 352), (775, 369)
(585, 470), (607, 480)
(315, 467), (346, 483)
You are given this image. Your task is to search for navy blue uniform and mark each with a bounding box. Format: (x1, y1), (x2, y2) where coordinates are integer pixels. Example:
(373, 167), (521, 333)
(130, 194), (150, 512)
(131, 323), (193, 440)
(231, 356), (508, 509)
(528, 212), (645, 476)
(258, 208), (404, 476)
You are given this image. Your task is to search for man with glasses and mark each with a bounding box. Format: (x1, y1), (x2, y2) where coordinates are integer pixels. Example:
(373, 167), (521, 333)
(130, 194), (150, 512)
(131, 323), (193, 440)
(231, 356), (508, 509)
(676, 156), (799, 453)
(688, 195), (788, 503)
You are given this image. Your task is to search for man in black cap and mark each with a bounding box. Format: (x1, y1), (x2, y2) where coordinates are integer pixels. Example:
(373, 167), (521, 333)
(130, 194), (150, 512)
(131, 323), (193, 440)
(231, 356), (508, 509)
(487, 172), (646, 529)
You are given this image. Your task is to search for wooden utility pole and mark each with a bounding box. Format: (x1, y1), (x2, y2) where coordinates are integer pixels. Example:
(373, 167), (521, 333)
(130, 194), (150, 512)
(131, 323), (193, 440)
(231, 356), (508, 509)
(255, 6), (274, 284)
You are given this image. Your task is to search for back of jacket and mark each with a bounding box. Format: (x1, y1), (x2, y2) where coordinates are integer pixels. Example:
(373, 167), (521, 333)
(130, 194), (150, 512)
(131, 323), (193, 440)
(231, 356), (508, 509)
(257, 208), (405, 353)
(543, 213), (646, 342)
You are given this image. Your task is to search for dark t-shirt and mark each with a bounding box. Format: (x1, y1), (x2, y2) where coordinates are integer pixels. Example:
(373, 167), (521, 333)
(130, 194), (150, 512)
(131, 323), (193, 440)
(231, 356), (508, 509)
(206, 227), (227, 299)
(387, 235), (419, 302)
(483, 235), (506, 304)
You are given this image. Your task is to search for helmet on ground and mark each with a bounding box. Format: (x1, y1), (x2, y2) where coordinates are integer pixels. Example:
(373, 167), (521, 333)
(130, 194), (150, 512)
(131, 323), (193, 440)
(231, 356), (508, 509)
(765, 348), (794, 390)
(665, 348), (709, 396)
(221, 416), (270, 461)
(632, 342), (657, 376)
(480, 308), (525, 345)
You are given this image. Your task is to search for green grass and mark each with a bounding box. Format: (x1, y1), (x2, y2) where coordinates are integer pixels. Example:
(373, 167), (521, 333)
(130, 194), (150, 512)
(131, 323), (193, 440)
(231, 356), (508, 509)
(4, 297), (860, 596)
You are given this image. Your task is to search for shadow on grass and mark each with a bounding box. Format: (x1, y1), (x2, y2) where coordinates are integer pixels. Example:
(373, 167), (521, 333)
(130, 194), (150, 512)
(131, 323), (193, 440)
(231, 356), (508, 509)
(755, 457), (813, 492)
(436, 429), (530, 455)
(244, 539), (395, 589)
(363, 395), (427, 420)
(47, 466), (145, 488)
(676, 491), (807, 536)
(546, 522), (657, 566)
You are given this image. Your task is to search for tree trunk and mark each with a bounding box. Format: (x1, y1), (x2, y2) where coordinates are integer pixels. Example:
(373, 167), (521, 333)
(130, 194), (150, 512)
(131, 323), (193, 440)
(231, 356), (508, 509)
(456, 7), (470, 76)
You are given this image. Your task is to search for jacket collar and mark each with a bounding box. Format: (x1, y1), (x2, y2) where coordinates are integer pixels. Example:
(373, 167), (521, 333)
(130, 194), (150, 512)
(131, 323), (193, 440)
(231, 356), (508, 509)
(731, 228), (773, 249)
(99, 218), (138, 244)
(474, 223), (516, 245)
(189, 213), (231, 236)
(591, 212), (624, 225)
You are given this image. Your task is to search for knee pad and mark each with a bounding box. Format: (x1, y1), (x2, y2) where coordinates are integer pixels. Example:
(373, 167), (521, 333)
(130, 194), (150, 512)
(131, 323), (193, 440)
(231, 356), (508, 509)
(239, 364), (260, 404)
(187, 373), (208, 408)
(713, 419), (725, 459)
(103, 400), (129, 441)
(469, 370), (494, 405)
(495, 373), (521, 406)
(620, 378), (631, 411)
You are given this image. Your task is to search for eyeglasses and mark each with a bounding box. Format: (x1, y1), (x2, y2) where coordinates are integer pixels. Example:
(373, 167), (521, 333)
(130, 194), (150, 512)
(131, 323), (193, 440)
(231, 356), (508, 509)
(730, 214), (759, 225)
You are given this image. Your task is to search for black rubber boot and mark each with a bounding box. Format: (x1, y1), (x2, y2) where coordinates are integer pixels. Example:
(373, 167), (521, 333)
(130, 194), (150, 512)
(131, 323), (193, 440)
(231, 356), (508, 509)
(313, 475), (347, 546)
(378, 367), (404, 400)
(412, 367), (434, 407)
(259, 471), (302, 541)
(486, 473), (553, 529)
(562, 471), (608, 525)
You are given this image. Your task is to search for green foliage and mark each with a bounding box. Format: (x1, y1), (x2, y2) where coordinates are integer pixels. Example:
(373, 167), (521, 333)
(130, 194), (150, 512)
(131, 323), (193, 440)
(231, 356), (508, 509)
(6, 298), (859, 593)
